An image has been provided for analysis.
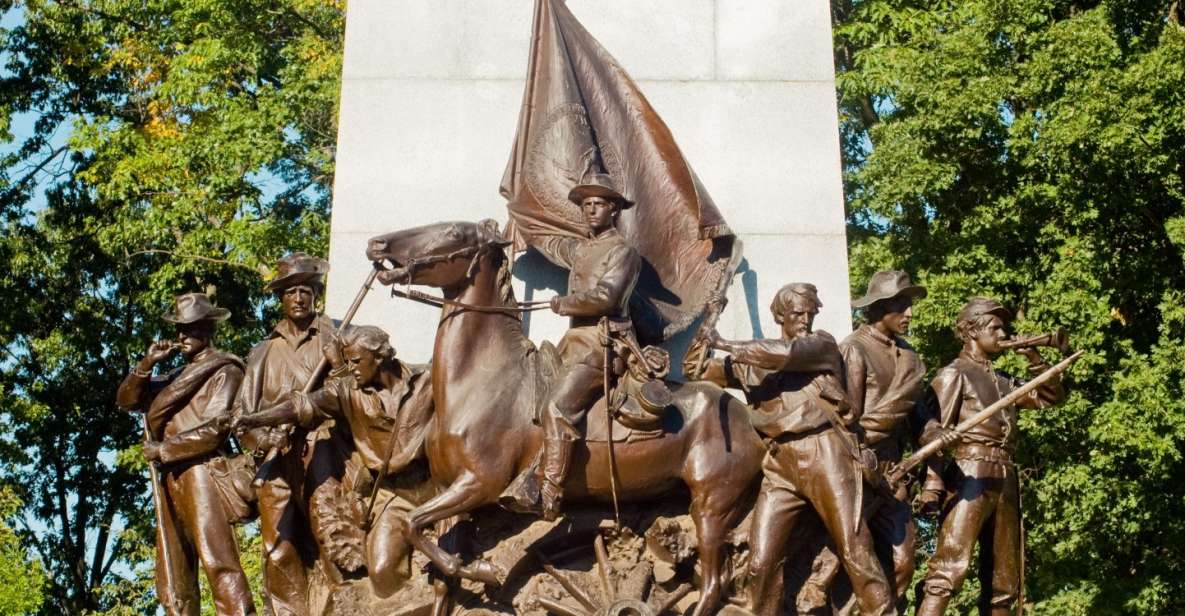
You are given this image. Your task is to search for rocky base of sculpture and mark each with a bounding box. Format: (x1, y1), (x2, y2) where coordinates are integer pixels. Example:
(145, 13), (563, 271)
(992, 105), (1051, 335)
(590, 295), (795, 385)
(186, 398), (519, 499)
(308, 499), (755, 616)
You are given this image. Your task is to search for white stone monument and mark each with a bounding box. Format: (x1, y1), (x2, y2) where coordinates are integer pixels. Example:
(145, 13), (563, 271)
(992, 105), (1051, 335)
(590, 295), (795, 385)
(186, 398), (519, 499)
(328, 0), (851, 363)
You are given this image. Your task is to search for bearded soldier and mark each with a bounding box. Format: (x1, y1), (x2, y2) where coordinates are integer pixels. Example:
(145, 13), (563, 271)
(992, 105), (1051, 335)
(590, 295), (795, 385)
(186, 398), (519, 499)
(234, 253), (345, 616)
(685, 283), (896, 616)
(504, 173), (641, 521)
(913, 297), (1065, 616)
(116, 293), (255, 616)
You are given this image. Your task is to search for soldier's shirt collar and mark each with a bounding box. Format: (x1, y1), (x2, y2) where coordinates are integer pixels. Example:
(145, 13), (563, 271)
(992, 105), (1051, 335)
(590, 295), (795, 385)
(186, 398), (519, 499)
(587, 228), (622, 241)
(270, 314), (328, 347)
(859, 324), (895, 347)
(959, 349), (994, 370)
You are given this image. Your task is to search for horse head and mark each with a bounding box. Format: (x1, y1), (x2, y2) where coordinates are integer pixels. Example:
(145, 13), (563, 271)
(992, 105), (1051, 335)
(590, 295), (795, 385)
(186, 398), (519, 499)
(367, 219), (510, 290)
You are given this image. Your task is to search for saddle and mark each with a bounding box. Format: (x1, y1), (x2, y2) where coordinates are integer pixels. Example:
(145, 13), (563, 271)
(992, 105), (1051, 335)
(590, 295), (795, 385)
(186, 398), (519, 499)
(529, 340), (672, 442)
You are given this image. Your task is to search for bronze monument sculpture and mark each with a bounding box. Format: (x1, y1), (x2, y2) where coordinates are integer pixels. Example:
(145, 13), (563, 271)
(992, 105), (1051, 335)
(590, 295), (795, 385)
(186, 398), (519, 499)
(683, 283), (896, 616)
(234, 252), (348, 615)
(117, 293), (255, 616)
(118, 1), (1090, 614)
(802, 271), (929, 613)
(234, 324), (434, 598)
(365, 218), (764, 616)
(912, 298), (1067, 616)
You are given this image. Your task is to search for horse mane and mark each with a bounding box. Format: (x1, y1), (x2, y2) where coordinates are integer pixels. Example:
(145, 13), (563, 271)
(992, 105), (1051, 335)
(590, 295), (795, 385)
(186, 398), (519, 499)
(493, 247), (518, 316)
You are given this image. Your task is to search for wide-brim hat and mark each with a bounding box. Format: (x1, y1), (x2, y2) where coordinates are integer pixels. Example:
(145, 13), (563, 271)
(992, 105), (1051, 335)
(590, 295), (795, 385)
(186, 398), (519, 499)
(957, 296), (1012, 324)
(852, 270), (928, 308)
(265, 252), (329, 293)
(163, 292), (231, 324)
(567, 173), (634, 209)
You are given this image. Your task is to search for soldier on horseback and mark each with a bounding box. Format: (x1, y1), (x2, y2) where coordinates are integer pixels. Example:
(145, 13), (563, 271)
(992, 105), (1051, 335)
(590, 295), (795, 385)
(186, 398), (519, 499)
(528, 172), (641, 520)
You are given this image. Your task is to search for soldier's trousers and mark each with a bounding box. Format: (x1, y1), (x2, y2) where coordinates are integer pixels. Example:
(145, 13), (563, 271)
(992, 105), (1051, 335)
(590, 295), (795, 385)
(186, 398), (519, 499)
(158, 461), (255, 616)
(917, 459), (1021, 616)
(801, 446), (917, 613)
(741, 428), (896, 616)
(257, 444), (316, 616)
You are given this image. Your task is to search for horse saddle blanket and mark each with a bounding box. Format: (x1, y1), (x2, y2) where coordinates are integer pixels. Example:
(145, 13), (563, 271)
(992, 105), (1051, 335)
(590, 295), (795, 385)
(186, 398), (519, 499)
(583, 396), (667, 444)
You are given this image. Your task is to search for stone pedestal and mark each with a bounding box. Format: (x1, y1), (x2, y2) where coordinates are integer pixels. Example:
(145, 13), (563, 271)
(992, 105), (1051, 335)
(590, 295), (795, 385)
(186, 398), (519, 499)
(328, 0), (851, 363)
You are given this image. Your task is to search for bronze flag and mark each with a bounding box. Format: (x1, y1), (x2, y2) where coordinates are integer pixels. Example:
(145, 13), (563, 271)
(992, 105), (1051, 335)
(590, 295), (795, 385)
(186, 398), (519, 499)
(500, 0), (738, 343)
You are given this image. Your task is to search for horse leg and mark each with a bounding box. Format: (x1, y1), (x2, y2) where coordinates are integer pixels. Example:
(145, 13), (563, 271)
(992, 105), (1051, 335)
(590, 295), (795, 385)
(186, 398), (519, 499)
(689, 496), (732, 616)
(402, 473), (503, 586)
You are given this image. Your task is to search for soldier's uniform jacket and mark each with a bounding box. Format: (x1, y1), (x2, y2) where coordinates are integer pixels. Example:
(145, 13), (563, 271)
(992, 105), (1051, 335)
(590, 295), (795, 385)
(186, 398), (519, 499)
(118, 350), (244, 463)
(237, 313), (339, 450)
(289, 362), (433, 476)
(702, 331), (850, 438)
(539, 230), (642, 366)
(920, 351), (1063, 479)
(841, 325), (925, 452)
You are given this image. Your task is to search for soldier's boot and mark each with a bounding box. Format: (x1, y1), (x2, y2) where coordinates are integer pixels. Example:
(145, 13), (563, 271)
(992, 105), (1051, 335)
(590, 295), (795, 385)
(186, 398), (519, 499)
(914, 592), (949, 616)
(539, 409), (577, 521)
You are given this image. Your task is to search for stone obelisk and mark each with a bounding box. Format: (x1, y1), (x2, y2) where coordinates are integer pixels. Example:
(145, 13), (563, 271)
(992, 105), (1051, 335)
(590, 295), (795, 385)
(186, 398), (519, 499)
(328, 0), (851, 361)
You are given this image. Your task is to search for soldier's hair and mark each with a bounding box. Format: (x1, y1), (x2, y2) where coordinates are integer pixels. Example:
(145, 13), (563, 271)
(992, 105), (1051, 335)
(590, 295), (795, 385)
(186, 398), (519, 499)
(955, 314), (997, 343)
(343, 325), (396, 362)
(770, 282), (822, 324)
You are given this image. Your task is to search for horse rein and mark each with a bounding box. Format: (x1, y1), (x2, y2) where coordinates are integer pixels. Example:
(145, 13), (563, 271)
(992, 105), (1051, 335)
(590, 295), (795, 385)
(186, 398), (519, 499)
(390, 287), (551, 314)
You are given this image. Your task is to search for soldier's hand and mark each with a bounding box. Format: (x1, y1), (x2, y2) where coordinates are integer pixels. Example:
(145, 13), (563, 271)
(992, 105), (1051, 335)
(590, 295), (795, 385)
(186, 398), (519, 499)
(937, 427), (961, 448)
(259, 428), (290, 453)
(142, 440), (162, 462)
(703, 327), (723, 349)
(144, 340), (176, 365)
(322, 334), (345, 370)
(549, 295), (564, 315)
(1016, 347), (1043, 363)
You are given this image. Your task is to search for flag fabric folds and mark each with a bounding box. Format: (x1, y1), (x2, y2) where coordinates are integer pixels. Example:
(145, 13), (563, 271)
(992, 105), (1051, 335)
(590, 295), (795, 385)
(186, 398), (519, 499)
(500, 0), (738, 343)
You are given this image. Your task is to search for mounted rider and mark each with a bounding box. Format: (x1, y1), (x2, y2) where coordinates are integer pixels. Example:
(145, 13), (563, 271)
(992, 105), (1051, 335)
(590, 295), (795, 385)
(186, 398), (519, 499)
(532, 172), (643, 520)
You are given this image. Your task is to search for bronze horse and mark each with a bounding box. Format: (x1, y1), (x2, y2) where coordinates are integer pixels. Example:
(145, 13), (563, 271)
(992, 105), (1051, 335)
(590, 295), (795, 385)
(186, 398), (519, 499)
(366, 220), (765, 615)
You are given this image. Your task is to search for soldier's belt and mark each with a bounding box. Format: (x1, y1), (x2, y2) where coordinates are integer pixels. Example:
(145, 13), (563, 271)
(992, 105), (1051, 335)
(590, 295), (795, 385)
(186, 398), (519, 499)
(952, 442), (1014, 465)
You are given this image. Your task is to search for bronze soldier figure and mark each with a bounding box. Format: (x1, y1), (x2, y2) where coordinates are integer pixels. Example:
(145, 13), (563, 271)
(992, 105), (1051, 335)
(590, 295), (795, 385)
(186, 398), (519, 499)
(528, 173), (642, 520)
(806, 271), (928, 612)
(914, 297), (1065, 616)
(235, 325), (433, 598)
(116, 293), (255, 616)
(234, 253), (343, 616)
(685, 283), (896, 616)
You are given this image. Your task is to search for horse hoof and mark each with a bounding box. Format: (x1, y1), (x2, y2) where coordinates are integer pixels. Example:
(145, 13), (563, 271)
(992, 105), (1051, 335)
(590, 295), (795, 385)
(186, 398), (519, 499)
(599, 598), (655, 616)
(462, 559), (505, 587)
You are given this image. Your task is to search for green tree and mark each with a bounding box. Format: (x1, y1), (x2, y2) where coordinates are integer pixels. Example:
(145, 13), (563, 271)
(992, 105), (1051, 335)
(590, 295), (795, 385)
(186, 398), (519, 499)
(0, 0), (343, 612)
(0, 486), (47, 615)
(834, 0), (1185, 612)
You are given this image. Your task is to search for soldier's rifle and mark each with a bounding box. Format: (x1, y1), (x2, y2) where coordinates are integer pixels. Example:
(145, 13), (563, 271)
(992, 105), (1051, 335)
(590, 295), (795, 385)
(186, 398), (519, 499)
(884, 350), (1084, 487)
(688, 239), (744, 378)
(141, 415), (181, 612)
(252, 266), (380, 487)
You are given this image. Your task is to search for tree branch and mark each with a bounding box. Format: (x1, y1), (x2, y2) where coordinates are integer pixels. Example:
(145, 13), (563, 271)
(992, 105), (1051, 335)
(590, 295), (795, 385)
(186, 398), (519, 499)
(128, 249), (258, 271)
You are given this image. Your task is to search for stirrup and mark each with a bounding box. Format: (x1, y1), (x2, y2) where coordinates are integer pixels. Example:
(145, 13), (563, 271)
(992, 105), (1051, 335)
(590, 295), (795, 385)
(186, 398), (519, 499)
(498, 467), (543, 514)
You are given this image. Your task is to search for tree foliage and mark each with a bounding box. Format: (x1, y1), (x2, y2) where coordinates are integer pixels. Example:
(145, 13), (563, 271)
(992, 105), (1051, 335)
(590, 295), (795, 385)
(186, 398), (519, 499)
(0, 0), (342, 612)
(834, 0), (1185, 612)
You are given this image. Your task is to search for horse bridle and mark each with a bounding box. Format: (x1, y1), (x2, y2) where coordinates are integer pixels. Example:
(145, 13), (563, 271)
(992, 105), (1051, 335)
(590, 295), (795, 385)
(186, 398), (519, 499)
(381, 244), (552, 315)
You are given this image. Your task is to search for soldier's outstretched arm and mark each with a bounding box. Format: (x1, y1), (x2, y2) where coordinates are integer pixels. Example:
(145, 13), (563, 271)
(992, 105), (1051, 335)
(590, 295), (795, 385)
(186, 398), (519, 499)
(717, 331), (841, 373)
